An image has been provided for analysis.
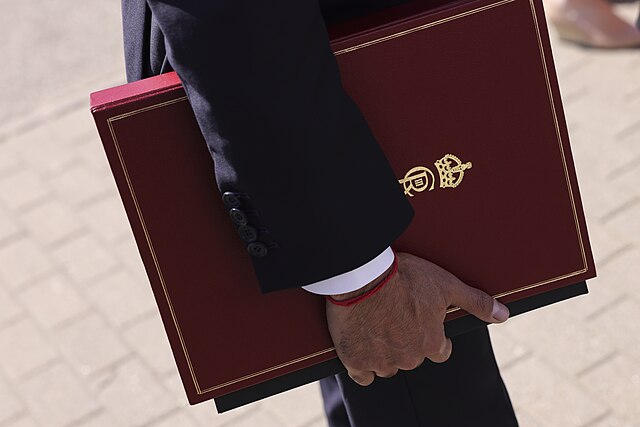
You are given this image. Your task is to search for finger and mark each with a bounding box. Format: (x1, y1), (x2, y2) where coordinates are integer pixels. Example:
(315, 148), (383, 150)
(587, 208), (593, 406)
(397, 356), (426, 371)
(412, 357), (426, 370)
(348, 369), (375, 386)
(375, 367), (399, 378)
(426, 337), (452, 364)
(423, 324), (452, 363)
(448, 280), (509, 323)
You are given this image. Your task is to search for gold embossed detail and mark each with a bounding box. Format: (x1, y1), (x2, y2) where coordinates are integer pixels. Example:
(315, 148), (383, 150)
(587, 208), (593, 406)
(399, 154), (472, 196)
(435, 154), (473, 189)
(398, 166), (436, 197)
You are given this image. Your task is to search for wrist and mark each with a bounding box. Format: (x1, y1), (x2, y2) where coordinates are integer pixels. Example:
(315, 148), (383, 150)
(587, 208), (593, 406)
(326, 251), (399, 307)
(329, 261), (395, 301)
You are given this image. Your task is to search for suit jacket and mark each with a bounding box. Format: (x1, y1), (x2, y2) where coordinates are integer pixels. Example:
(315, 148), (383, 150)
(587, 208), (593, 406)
(121, 0), (415, 292)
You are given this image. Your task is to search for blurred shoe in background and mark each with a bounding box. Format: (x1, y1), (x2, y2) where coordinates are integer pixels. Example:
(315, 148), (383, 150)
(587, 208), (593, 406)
(545, 0), (640, 48)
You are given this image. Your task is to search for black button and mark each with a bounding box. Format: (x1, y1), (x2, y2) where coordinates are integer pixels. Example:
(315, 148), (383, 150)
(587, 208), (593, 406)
(229, 208), (248, 226)
(222, 192), (242, 208)
(238, 225), (258, 242)
(247, 242), (268, 258)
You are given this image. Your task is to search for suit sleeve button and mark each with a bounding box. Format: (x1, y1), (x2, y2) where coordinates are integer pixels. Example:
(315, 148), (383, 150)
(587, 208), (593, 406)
(247, 242), (268, 258)
(238, 225), (258, 242)
(229, 208), (248, 225)
(222, 192), (242, 208)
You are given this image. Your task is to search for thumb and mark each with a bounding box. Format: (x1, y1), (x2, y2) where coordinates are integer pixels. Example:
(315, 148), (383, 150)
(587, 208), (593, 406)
(448, 281), (509, 323)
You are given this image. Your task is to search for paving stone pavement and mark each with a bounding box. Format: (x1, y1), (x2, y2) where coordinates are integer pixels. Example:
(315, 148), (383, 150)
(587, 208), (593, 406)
(0, 2), (639, 427)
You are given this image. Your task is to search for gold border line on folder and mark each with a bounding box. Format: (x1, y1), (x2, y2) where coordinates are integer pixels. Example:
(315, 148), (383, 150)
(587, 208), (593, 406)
(107, 101), (336, 395)
(528, 0), (588, 269)
(106, 0), (588, 396)
(107, 105), (202, 394)
(445, 268), (588, 314)
(333, 0), (515, 56)
(199, 347), (336, 394)
(108, 96), (188, 121)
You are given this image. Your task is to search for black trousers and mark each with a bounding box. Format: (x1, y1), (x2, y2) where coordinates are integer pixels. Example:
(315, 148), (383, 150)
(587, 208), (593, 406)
(320, 326), (518, 427)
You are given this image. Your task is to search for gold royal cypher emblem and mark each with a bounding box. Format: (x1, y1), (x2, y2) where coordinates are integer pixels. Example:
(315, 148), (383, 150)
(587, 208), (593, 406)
(398, 154), (472, 197)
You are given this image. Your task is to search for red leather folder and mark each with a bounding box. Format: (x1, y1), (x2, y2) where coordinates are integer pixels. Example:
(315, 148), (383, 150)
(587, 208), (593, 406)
(90, 0), (595, 412)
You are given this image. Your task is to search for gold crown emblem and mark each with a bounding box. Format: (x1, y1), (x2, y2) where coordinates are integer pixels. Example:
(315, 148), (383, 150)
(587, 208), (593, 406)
(434, 154), (472, 189)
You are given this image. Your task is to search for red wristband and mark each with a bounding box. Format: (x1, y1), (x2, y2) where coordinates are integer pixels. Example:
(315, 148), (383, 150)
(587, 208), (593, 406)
(325, 253), (399, 307)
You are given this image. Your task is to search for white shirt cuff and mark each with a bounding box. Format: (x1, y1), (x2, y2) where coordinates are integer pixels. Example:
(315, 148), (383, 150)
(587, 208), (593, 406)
(301, 247), (394, 295)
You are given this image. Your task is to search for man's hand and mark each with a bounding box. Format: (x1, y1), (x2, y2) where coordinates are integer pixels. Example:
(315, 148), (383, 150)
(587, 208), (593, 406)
(326, 252), (510, 386)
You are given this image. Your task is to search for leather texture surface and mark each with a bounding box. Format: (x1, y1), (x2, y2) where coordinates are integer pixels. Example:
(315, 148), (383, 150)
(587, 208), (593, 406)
(92, 0), (595, 406)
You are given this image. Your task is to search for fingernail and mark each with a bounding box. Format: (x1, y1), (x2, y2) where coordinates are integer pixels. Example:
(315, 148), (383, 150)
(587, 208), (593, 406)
(491, 300), (510, 322)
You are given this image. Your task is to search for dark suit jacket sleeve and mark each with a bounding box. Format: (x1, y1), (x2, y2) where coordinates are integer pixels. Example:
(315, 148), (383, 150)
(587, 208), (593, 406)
(144, 0), (414, 293)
